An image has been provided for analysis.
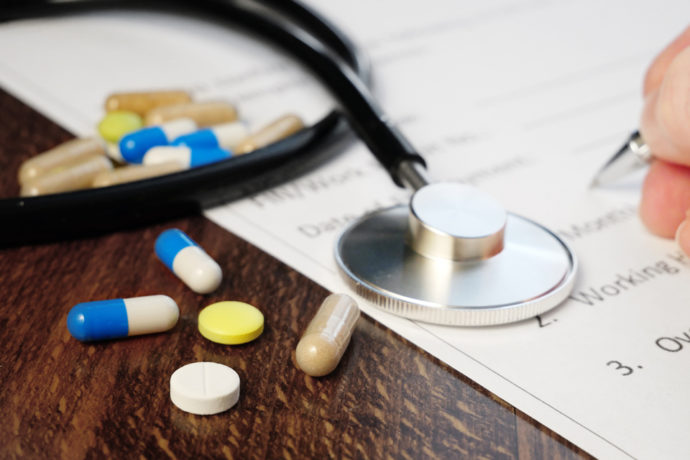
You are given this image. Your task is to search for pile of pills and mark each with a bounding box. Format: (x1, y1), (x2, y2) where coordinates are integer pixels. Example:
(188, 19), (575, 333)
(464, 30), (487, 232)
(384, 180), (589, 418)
(18, 89), (305, 196)
(64, 226), (361, 416)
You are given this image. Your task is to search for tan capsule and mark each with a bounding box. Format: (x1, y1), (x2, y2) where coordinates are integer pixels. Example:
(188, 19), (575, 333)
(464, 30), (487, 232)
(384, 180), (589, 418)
(144, 101), (238, 127)
(21, 156), (112, 197)
(235, 114), (304, 155)
(18, 137), (105, 185)
(295, 293), (360, 377)
(92, 162), (184, 188)
(104, 90), (192, 115)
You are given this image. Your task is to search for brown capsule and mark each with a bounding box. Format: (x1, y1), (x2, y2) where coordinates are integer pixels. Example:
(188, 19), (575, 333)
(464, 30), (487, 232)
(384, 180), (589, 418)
(295, 294), (360, 377)
(104, 90), (192, 116)
(235, 114), (304, 155)
(18, 137), (105, 185)
(144, 101), (238, 127)
(92, 162), (184, 188)
(21, 156), (112, 197)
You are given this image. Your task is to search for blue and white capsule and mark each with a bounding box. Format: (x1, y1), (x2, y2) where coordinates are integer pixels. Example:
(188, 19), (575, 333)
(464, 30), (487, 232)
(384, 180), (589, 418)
(66, 295), (179, 342)
(142, 145), (231, 169)
(172, 121), (248, 150)
(155, 229), (222, 294)
(118, 118), (197, 164)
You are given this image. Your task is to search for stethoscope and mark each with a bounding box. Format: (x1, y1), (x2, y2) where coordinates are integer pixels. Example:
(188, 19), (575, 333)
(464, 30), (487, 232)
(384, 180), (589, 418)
(1, 0), (577, 326)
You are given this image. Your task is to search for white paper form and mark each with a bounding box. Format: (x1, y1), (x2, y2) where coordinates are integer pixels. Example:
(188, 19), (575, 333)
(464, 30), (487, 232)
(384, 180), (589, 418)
(2, 1), (690, 458)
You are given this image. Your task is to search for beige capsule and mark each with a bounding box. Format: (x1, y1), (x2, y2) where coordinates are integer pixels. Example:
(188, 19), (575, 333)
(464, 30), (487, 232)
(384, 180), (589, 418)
(92, 162), (184, 188)
(235, 114), (304, 155)
(144, 101), (238, 127)
(21, 156), (113, 197)
(295, 293), (360, 377)
(18, 137), (105, 185)
(105, 90), (192, 116)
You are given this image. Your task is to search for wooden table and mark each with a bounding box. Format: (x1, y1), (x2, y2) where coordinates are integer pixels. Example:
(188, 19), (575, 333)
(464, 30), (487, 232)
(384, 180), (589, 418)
(0, 88), (591, 459)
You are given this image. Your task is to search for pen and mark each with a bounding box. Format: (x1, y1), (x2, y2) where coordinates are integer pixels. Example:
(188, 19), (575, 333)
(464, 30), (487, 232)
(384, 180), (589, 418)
(591, 131), (652, 186)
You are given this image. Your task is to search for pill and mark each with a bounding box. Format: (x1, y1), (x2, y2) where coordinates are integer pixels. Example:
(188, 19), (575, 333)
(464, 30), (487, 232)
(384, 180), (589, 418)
(198, 301), (264, 345)
(98, 110), (144, 143)
(144, 101), (238, 127)
(66, 295), (179, 342)
(105, 90), (192, 115)
(92, 162), (184, 187)
(21, 155), (113, 197)
(295, 293), (360, 377)
(172, 122), (248, 150)
(170, 362), (240, 415)
(119, 118), (197, 164)
(155, 229), (222, 294)
(234, 113), (304, 155)
(18, 137), (106, 185)
(143, 146), (231, 169)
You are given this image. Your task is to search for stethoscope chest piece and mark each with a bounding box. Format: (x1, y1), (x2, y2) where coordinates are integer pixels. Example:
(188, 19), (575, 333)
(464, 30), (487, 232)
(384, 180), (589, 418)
(335, 183), (577, 326)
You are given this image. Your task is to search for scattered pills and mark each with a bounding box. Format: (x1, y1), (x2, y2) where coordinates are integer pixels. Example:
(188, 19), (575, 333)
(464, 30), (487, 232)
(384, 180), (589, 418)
(119, 118), (197, 164)
(198, 301), (264, 345)
(172, 121), (248, 150)
(143, 146), (231, 169)
(21, 155), (113, 197)
(98, 110), (144, 143)
(105, 89), (192, 115)
(66, 295), (179, 342)
(170, 362), (240, 415)
(144, 101), (238, 127)
(18, 137), (106, 185)
(155, 229), (222, 294)
(234, 113), (304, 154)
(295, 293), (360, 377)
(92, 162), (184, 187)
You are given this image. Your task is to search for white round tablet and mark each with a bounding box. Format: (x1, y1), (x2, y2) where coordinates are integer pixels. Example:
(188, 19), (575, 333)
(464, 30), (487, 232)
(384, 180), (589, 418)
(170, 362), (240, 415)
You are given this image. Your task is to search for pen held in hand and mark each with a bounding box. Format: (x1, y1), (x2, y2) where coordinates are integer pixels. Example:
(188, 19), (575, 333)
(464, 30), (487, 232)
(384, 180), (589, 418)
(591, 131), (652, 187)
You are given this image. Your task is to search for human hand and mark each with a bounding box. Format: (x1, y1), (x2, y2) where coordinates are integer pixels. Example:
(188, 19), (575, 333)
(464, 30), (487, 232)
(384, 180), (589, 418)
(638, 26), (690, 254)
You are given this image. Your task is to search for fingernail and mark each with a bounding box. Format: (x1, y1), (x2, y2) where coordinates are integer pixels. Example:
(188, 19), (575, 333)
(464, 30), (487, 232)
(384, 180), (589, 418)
(675, 216), (690, 256)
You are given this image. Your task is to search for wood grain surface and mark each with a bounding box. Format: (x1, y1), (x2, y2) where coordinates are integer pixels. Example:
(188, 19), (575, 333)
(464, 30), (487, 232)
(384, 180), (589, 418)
(0, 88), (592, 459)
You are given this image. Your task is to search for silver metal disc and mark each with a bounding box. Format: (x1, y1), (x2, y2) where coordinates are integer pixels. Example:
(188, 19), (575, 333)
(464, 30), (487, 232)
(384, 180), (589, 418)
(335, 205), (577, 326)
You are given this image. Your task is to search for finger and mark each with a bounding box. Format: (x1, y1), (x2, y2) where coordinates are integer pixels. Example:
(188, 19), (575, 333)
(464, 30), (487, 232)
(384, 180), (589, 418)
(639, 160), (690, 238)
(640, 47), (690, 165)
(643, 26), (690, 96)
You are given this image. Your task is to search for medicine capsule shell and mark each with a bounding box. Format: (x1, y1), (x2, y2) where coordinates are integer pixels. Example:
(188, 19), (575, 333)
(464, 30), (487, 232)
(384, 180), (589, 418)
(172, 122), (248, 150)
(143, 146), (231, 169)
(144, 101), (238, 127)
(235, 113), (304, 155)
(67, 295), (179, 342)
(92, 162), (184, 188)
(119, 118), (197, 164)
(21, 155), (112, 197)
(105, 90), (192, 115)
(155, 229), (222, 294)
(18, 137), (106, 185)
(295, 293), (360, 377)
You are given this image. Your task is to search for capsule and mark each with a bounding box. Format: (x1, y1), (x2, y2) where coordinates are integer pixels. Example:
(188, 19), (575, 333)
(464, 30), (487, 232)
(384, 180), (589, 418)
(92, 162), (184, 188)
(144, 101), (238, 127)
(98, 110), (144, 143)
(295, 294), (360, 377)
(119, 118), (197, 164)
(155, 229), (222, 294)
(105, 90), (192, 115)
(18, 137), (105, 185)
(172, 122), (248, 150)
(143, 146), (231, 169)
(67, 295), (179, 342)
(21, 156), (112, 197)
(235, 114), (305, 154)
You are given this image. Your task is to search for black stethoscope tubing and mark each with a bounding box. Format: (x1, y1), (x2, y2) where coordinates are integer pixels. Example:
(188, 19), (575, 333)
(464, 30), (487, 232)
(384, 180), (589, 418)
(0, 0), (425, 245)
